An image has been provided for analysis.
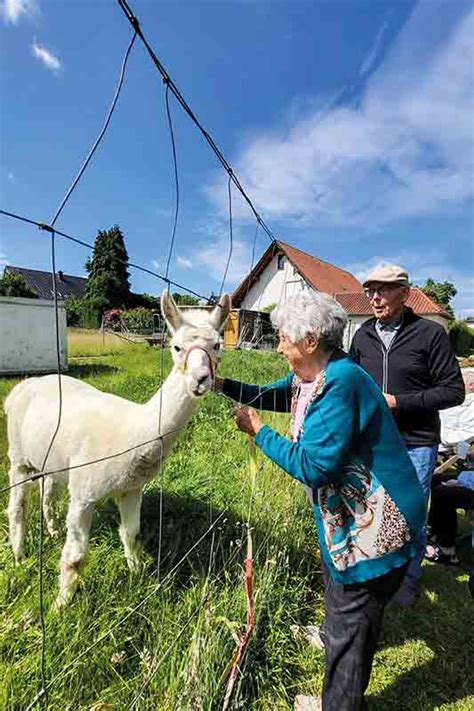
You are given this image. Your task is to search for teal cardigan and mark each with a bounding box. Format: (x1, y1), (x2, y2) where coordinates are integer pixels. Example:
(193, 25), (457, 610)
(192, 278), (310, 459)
(223, 352), (425, 584)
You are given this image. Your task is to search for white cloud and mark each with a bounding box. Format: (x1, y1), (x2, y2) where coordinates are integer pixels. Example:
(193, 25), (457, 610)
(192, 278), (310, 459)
(32, 42), (62, 72)
(1, 0), (37, 24)
(7, 172), (16, 182)
(176, 255), (193, 269)
(193, 237), (253, 287)
(151, 259), (162, 271)
(207, 4), (474, 228)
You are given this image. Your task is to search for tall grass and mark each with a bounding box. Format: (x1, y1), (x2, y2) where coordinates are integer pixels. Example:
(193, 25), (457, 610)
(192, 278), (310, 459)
(0, 344), (472, 709)
(68, 328), (130, 358)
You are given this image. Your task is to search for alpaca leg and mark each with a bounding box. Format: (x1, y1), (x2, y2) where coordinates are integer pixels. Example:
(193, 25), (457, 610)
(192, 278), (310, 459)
(7, 465), (32, 562)
(42, 477), (59, 538)
(116, 488), (143, 571)
(55, 500), (93, 609)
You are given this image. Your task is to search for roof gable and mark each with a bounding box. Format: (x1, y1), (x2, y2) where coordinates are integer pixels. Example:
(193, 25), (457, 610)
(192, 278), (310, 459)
(232, 240), (363, 306)
(278, 241), (363, 295)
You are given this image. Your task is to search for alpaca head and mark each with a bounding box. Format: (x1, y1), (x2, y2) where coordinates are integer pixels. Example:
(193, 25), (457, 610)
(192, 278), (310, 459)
(161, 291), (231, 398)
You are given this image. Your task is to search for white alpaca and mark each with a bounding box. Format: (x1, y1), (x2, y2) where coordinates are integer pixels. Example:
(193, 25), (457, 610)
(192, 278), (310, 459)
(5, 291), (230, 608)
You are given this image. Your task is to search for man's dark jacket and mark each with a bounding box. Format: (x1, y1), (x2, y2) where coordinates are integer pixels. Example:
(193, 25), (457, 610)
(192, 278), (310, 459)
(349, 307), (465, 446)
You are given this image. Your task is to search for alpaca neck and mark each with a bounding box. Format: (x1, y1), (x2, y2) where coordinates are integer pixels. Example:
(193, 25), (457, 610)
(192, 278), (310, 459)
(146, 366), (199, 437)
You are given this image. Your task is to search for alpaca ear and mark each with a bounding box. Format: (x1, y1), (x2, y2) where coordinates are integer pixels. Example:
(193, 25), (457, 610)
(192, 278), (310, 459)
(161, 290), (182, 333)
(210, 293), (231, 332)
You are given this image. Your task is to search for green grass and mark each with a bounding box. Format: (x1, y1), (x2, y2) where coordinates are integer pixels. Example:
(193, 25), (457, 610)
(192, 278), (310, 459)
(0, 342), (473, 709)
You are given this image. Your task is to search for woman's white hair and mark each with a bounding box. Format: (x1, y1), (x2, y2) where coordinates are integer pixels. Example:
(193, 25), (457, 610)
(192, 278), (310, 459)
(271, 290), (348, 350)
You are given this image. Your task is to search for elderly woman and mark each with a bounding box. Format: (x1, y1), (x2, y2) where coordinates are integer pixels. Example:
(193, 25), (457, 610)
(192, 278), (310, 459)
(215, 291), (425, 711)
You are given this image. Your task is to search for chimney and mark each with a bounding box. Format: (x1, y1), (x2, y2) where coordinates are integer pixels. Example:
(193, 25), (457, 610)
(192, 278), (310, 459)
(57, 270), (65, 282)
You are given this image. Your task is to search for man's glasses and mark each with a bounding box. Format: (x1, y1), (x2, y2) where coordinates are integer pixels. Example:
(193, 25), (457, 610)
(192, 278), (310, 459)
(364, 285), (399, 298)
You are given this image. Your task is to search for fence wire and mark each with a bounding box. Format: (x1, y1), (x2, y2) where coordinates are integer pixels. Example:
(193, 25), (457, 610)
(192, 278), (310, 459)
(0, 0), (288, 706)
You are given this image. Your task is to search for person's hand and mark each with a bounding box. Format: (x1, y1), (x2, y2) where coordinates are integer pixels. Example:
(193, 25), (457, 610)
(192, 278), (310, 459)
(384, 393), (397, 409)
(213, 376), (224, 392)
(234, 404), (262, 437)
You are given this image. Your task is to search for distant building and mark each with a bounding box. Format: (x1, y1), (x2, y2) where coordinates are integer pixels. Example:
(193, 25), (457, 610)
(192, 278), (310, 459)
(232, 240), (363, 310)
(232, 241), (451, 350)
(4, 265), (87, 300)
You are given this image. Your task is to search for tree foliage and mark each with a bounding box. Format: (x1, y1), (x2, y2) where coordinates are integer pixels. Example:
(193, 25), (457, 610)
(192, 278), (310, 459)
(0, 271), (38, 298)
(128, 292), (161, 310)
(65, 296), (103, 328)
(420, 278), (457, 318)
(449, 320), (474, 357)
(85, 225), (131, 309)
(171, 292), (199, 306)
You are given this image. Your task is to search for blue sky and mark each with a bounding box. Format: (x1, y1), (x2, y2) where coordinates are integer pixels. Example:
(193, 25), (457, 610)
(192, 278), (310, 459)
(1, 0), (473, 314)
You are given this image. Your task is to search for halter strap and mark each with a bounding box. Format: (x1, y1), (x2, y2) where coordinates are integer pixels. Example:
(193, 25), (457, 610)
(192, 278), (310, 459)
(182, 344), (216, 380)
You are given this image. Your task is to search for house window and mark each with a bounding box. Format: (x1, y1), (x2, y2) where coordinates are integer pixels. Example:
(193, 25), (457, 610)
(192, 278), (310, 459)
(277, 254), (285, 270)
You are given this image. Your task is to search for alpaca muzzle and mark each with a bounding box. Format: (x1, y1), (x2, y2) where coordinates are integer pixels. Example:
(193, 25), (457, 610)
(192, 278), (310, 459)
(181, 345), (216, 396)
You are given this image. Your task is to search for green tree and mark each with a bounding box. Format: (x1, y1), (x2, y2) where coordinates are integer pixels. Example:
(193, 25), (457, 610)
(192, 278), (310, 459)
(85, 225), (131, 309)
(449, 320), (474, 357)
(419, 278), (457, 319)
(0, 271), (38, 298)
(171, 292), (199, 306)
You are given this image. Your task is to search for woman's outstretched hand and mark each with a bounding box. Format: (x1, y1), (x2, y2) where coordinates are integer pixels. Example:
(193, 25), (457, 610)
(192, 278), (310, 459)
(234, 404), (263, 437)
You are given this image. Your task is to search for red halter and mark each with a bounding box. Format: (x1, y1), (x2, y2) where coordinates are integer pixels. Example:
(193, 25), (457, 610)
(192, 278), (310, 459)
(182, 344), (217, 380)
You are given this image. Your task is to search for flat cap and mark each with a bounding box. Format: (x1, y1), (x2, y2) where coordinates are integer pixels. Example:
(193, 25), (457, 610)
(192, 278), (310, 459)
(362, 264), (409, 288)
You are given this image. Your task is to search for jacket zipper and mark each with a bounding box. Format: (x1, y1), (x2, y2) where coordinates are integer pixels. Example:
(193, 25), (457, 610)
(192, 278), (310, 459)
(380, 312), (405, 392)
(382, 339), (394, 392)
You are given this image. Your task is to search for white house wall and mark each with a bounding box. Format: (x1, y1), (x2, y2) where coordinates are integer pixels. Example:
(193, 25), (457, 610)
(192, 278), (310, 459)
(241, 255), (306, 310)
(0, 297), (68, 374)
(426, 314), (449, 331)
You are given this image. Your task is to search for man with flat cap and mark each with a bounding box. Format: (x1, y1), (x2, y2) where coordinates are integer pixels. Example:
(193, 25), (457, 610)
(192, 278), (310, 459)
(350, 264), (465, 605)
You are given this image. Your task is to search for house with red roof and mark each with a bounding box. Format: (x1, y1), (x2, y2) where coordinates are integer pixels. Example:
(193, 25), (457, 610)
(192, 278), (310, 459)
(231, 241), (450, 349)
(232, 240), (363, 310)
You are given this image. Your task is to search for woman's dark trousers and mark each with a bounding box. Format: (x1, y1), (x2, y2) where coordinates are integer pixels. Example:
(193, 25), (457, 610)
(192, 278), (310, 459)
(322, 562), (408, 710)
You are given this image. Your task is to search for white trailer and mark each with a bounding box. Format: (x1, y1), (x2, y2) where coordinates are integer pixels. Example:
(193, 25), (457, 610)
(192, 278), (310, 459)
(0, 297), (67, 374)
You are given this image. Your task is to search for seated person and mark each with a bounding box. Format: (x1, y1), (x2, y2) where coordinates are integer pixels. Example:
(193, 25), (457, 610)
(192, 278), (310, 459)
(426, 467), (474, 565)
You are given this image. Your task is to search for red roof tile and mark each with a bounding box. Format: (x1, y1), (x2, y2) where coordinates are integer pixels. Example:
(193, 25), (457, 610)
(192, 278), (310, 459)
(232, 241), (362, 306)
(335, 288), (450, 318)
(278, 241), (363, 295)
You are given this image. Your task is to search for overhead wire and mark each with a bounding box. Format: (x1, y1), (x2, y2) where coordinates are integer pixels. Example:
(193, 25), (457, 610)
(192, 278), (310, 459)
(5, 33), (141, 708)
(155, 79), (182, 583)
(0, 210), (207, 301)
(0, 2), (289, 705)
(50, 30), (138, 228)
(41, 474), (248, 696)
(129, 531), (217, 708)
(116, 0), (277, 246)
(218, 175), (233, 298)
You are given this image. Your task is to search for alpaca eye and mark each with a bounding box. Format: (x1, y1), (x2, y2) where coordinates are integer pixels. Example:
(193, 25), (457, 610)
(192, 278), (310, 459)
(213, 343), (220, 351)
(173, 345), (182, 353)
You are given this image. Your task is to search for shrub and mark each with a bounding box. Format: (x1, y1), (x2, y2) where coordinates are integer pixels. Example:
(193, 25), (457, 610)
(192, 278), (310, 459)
(103, 308), (123, 331)
(65, 297), (105, 329)
(121, 307), (154, 333)
(449, 320), (474, 357)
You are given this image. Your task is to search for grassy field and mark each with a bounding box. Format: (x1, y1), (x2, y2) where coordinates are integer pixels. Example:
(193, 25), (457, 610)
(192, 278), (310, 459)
(0, 334), (473, 710)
